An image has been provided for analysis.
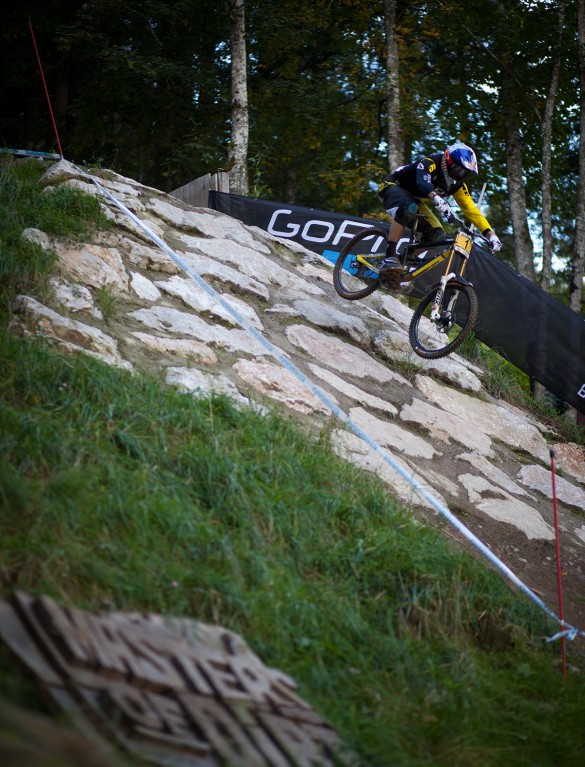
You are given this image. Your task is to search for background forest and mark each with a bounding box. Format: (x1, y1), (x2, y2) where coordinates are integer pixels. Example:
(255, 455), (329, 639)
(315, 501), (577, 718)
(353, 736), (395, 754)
(1, 0), (584, 312)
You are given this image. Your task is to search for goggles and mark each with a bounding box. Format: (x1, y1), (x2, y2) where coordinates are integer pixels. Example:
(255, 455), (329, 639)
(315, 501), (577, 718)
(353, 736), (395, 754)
(448, 161), (471, 180)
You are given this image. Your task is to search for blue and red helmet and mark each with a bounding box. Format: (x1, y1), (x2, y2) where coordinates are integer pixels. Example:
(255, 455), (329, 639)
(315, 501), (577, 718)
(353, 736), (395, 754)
(443, 141), (478, 181)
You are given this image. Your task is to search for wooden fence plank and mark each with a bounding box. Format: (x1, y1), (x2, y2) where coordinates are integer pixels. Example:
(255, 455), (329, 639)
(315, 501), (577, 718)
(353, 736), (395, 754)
(170, 173), (230, 208)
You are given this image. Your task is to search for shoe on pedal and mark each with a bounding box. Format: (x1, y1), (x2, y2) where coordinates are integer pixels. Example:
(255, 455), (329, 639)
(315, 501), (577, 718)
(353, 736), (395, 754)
(379, 257), (405, 289)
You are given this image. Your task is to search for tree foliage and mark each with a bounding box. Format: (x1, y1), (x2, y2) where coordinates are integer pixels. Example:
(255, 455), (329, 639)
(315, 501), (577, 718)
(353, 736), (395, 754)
(0, 0), (582, 309)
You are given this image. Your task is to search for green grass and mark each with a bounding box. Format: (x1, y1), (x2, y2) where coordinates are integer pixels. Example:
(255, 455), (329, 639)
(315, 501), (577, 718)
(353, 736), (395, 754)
(1, 333), (584, 765)
(0, 158), (584, 765)
(95, 283), (119, 321)
(0, 156), (110, 322)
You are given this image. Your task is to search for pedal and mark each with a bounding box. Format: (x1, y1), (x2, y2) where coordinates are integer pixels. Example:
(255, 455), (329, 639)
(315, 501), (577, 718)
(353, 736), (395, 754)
(379, 268), (405, 290)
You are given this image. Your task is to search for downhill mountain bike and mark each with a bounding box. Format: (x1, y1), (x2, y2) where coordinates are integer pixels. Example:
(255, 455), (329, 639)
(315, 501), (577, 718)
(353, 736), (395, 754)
(333, 213), (492, 359)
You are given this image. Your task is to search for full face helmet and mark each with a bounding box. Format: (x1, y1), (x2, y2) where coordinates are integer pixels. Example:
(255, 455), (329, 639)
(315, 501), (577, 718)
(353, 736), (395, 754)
(443, 141), (479, 182)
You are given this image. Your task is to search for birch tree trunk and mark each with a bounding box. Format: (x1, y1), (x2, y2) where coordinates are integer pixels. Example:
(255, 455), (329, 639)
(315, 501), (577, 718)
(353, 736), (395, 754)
(571, 0), (585, 315)
(501, 74), (536, 282)
(384, 0), (403, 170)
(539, 0), (565, 292)
(227, 0), (249, 195)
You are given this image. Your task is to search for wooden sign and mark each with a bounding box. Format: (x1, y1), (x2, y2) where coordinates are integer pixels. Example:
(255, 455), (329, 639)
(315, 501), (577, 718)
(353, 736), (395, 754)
(0, 593), (349, 766)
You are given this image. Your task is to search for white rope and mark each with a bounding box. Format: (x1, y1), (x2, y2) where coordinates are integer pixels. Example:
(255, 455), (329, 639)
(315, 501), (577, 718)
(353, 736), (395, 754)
(1, 148), (62, 160)
(76, 164), (584, 643)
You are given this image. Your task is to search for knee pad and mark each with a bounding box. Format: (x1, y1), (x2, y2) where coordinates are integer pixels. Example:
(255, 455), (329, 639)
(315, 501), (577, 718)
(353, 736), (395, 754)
(395, 201), (418, 227)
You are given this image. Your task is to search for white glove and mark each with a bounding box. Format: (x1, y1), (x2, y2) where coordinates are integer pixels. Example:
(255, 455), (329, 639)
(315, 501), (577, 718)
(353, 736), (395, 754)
(433, 196), (452, 218)
(489, 233), (502, 252)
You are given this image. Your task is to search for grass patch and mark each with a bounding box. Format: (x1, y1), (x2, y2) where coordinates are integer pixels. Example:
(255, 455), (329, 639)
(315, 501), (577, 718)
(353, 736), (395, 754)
(95, 284), (119, 321)
(0, 156), (110, 324)
(375, 347), (423, 383)
(1, 333), (584, 765)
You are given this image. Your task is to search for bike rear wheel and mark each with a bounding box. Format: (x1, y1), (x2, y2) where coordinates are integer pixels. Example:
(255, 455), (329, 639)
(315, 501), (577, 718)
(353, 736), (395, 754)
(409, 282), (478, 359)
(333, 226), (388, 300)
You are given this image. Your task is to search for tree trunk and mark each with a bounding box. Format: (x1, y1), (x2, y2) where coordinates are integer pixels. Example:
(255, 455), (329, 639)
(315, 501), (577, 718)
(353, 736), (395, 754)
(384, 0), (403, 170)
(227, 0), (249, 195)
(571, 0), (585, 315)
(501, 74), (536, 282)
(540, 0), (565, 292)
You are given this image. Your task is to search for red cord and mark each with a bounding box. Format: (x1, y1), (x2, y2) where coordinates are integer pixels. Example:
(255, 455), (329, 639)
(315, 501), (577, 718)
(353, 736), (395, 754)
(28, 18), (64, 158)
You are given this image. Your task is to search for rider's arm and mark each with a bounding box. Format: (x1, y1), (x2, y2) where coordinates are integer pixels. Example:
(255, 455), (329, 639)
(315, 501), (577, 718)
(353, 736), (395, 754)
(413, 158), (436, 197)
(452, 185), (492, 234)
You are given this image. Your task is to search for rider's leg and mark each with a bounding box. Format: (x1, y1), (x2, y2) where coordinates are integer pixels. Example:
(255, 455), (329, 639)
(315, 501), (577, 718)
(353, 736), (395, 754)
(385, 219), (405, 259)
(378, 184), (418, 259)
(416, 203), (446, 244)
(379, 190), (419, 281)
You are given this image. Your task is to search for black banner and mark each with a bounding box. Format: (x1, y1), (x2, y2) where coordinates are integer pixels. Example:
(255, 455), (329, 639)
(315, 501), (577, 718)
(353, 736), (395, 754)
(209, 191), (585, 416)
(209, 191), (387, 259)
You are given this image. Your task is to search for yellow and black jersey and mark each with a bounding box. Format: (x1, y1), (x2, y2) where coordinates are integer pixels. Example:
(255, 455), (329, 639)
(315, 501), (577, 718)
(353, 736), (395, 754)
(379, 153), (492, 235)
(452, 185), (491, 235)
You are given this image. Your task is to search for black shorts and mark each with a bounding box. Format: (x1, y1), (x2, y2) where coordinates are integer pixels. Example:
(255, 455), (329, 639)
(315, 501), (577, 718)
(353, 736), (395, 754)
(378, 181), (445, 241)
(378, 181), (417, 216)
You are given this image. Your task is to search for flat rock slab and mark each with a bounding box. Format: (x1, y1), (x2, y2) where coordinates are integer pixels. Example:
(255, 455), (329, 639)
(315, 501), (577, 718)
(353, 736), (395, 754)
(166, 366), (248, 406)
(125, 238), (182, 274)
(415, 375), (550, 463)
(233, 359), (334, 415)
(128, 306), (267, 356)
(369, 292), (415, 331)
(552, 443), (585, 484)
(332, 429), (448, 512)
(185, 237), (324, 297)
(147, 196), (267, 251)
(287, 299), (371, 347)
(458, 474), (555, 540)
(286, 325), (408, 386)
(348, 407), (439, 460)
(10, 296), (131, 370)
(517, 464), (585, 511)
(25, 227), (133, 293)
(129, 332), (218, 364)
(49, 277), (103, 319)
(374, 329), (483, 392)
(155, 275), (263, 330)
(130, 272), (162, 301)
(176, 250), (270, 300)
(400, 397), (494, 456)
(307, 364), (398, 417)
(455, 452), (534, 499)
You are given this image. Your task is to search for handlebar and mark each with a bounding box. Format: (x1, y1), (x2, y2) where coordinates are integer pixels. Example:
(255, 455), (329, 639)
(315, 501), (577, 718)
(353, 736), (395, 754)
(445, 211), (492, 249)
(412, 210), (493, 250)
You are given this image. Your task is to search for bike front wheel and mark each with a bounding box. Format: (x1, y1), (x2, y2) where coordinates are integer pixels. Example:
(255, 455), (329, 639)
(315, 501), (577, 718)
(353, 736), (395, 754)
(409, 282), (478, 359)
(333, 226), (388, 300)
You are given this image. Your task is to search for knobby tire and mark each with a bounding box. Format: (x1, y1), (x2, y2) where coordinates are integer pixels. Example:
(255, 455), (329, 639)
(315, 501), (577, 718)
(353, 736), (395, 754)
(333, 226), (388, 300)
(409, 282), (478, 359)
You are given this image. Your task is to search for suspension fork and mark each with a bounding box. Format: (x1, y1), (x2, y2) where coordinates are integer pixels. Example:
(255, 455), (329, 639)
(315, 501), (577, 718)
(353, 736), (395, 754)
(430, 249), (457, 321)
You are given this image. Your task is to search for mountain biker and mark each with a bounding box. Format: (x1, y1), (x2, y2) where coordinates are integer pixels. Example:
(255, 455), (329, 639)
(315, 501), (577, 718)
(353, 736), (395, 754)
(377, 141), (502, 286)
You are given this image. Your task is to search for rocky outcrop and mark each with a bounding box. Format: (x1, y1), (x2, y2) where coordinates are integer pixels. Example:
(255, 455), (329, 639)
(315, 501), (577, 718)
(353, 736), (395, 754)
(10, 159), (585, 627)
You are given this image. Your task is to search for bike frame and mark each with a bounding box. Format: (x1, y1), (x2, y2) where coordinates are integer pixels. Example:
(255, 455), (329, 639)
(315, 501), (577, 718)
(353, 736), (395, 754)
(354, 228), (474, 288)
(332, 212), (489, 357)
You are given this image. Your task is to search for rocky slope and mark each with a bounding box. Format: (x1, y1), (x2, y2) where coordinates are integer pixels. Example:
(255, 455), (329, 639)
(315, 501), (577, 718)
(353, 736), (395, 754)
(10, 159), (585, 636)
